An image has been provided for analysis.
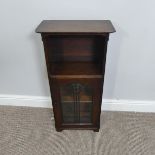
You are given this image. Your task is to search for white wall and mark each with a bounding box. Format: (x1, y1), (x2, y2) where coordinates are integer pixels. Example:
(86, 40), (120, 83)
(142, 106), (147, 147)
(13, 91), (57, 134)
(0, 0), (155, 109)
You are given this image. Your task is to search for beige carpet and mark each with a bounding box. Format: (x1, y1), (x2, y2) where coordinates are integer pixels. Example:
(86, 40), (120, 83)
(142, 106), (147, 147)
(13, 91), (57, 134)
(0, 106), (155, 155)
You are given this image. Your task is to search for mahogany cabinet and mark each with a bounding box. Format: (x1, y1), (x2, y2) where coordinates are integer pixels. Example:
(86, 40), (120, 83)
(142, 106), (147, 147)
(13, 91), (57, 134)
(36, 20), (115, 132)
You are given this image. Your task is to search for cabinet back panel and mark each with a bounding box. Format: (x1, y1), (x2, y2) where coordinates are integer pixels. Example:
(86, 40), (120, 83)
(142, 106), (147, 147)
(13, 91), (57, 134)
(46, 35), (105, 62)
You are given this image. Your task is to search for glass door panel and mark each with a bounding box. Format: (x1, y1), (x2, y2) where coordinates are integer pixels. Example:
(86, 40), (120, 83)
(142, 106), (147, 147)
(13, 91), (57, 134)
(60, 83), (93, 124)
(79, 85), (92, 123)
(61, 85), (74, 123)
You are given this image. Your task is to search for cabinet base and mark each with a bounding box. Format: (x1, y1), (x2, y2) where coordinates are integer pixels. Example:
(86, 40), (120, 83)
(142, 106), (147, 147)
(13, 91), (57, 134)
(55, 127), (99, 132)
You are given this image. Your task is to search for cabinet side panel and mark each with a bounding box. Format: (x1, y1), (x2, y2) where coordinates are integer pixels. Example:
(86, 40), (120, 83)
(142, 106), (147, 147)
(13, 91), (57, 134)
(92, 78), (103, 128)
(41, 35), (62, 130)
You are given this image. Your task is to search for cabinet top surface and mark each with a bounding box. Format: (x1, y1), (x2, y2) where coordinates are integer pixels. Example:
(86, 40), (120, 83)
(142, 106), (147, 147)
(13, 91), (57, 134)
(36, 20), (116, 33)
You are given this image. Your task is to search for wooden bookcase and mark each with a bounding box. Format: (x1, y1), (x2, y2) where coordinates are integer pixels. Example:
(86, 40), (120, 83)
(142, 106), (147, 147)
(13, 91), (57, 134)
(36, 20), (115, 132)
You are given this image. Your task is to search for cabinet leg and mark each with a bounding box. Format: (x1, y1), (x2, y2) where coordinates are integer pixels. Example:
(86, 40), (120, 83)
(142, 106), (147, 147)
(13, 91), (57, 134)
(93, 129), (99, 132)
(56, 128), (63, 132)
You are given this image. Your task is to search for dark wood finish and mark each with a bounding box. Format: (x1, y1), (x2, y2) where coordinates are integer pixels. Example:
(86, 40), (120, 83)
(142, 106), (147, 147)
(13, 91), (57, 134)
(36, 20), (116, 33)
(50, 62), (102, 76)
(50, 77), (103, 131)
(36, 20), (115, 132)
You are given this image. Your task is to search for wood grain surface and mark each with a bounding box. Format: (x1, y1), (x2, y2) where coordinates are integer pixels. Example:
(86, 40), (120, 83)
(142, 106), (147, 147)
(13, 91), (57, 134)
(36, 20), (116, 33)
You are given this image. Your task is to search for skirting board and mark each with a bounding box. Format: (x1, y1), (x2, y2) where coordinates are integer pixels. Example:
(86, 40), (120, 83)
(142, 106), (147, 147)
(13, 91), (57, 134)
(0, 94), (155, 112)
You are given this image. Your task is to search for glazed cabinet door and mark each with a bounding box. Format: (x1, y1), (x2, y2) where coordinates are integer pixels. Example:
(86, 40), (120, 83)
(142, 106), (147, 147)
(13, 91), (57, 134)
(50, 78), (103, 130)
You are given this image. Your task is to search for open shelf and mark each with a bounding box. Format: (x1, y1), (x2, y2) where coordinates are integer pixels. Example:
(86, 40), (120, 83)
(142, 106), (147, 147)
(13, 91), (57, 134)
(50, 62), (103, 78)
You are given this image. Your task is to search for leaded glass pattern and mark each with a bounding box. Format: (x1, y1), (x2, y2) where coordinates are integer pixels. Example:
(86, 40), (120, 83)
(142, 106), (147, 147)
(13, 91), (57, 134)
(60, 83), (93, 123)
